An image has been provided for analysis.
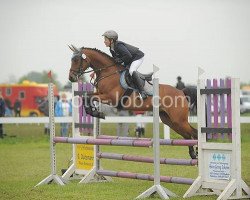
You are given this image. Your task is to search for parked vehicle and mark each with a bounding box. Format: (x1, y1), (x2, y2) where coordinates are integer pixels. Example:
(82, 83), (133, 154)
(0, 80), (58, 116)
(240, 96), (250, 114)
(241, 86), (250, 96)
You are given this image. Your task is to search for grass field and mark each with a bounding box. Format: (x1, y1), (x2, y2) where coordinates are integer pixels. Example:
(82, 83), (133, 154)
(0, 123), (249, 200)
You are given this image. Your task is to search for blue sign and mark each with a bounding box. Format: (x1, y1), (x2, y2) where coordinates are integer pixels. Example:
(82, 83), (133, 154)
(208, 153), (230, 180)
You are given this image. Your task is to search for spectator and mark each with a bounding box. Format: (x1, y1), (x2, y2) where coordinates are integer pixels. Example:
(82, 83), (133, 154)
(55, 93), (72, 137)
(14, 98), (22, 117)
(176, 76), (185, 90)
(4, 99), (13, 117)
(116, 109), (130, 137)
(134, 111), (145, 137)
(38, 96), (50, 134)
(0, 94), (5, 138)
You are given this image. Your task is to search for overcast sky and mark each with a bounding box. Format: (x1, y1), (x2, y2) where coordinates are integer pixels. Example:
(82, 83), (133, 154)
(0, 0), (250, 86)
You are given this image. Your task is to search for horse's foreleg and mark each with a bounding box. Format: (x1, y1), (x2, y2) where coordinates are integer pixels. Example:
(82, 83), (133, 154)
(90, 94), (113, 105)
(84, 94), (113, 119)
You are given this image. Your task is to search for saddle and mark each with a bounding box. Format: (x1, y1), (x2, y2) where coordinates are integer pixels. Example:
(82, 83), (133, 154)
(117, 70), (153, 109)
(124, 70), (153, 90)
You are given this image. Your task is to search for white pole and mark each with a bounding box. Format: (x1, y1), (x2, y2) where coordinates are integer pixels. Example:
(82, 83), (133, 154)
(35, 82), (64, 186)
(163, 125), (170, 139)
(49, 83), (56, 176)
(136, 65), (177, 199)
(153, 74), (160, 185)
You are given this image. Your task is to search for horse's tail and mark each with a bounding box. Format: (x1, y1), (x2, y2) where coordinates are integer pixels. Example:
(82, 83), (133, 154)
(183, 86), (198, 140)
(182, 86), (197, 110)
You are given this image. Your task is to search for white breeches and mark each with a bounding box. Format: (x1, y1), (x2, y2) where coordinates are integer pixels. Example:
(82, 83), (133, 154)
(129, 57), (144, 76)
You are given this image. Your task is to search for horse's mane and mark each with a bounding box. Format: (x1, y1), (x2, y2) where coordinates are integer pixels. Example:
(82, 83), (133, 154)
(82, 47), (115, 63)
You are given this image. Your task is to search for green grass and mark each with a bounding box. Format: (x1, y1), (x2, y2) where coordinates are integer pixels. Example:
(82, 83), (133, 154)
(242, 112), (250, 116)
(0, 123), (249, 200)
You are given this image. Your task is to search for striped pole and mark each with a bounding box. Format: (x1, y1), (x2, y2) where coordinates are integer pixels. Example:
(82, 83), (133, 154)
(97, 152), (197, 166)
(54, 136), (198, 147)
(54, 137), (153, 147)
(98, 135), (198, 146)
(97, 170), (194, 185)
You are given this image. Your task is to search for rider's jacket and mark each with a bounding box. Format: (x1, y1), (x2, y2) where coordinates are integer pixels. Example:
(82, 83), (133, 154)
(110, 40), (144, 66)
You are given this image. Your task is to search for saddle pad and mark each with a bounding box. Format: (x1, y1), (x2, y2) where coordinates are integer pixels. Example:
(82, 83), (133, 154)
(120, 71), (153, 96)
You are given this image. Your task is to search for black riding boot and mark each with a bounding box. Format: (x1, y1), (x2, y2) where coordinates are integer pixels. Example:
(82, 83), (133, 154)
(132, 72), (147, 99)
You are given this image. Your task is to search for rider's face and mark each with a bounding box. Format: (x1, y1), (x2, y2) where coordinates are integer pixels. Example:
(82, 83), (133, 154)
(104, 37), (112, 47)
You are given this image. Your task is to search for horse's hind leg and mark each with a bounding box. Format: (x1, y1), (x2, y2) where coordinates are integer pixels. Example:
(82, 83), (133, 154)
(190, 126), (198, 158)
(159, 111), (173, 128)
(176, 123), (198, 159)
(172, 121), (198, 159)
(160, 111), (197, 139)
(160, 111), (198, 159)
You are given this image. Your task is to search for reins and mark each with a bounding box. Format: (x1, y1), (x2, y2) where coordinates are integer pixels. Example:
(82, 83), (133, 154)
(80, 62), (126, 87)
(92, 68), (126, 87)
(85, 63), (116, 74)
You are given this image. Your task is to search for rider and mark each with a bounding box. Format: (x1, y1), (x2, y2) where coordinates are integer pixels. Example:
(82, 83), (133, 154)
(102, 30), (147, 99)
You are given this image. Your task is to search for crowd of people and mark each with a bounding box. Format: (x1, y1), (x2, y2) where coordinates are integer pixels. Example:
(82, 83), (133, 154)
(38, 93), (72, 136)
(0, 98), (22, 117)
(0, 95), (24, 138)
(0, 92), (72, 138)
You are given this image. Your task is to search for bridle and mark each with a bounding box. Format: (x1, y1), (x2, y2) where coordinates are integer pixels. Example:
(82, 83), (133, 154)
(70, 53), (91, 80)
(70, 51), (126, 87)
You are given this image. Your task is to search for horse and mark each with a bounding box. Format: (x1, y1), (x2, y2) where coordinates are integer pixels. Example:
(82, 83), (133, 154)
(68, 45), (198, 159)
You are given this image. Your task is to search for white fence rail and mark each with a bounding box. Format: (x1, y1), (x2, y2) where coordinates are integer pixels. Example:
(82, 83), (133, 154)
(0, 116), (249, 139)
(0, 117), (73, 124)
(1, 116), (250, 124)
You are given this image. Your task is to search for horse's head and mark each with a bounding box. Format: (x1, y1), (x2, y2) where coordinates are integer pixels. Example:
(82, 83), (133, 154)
(68, 45), (90, 82)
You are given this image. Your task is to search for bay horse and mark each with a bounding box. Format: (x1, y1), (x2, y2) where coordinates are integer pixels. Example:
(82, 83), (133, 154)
(68, 45), (198, 159)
